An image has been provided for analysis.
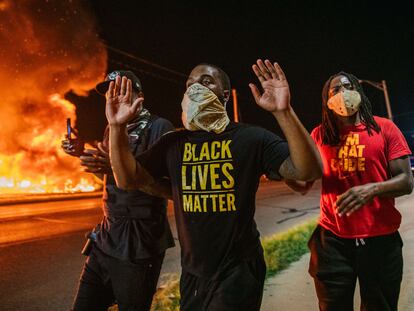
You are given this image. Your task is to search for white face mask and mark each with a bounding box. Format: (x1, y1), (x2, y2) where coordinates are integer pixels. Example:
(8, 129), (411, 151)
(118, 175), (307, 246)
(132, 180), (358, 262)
(327, 89), (362, 117)
(181, 83), (230, 133)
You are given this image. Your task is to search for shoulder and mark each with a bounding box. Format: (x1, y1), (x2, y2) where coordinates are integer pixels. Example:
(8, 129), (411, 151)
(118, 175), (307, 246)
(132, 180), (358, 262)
(310, 124), (322, 142)
(150, 115), (174, 129)
(373, 116), (399, 133)
(373, 116), (391, 126)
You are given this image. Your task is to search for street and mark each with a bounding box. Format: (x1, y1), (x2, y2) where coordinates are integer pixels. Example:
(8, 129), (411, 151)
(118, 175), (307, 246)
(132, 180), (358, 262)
(0, 181), (321, 310)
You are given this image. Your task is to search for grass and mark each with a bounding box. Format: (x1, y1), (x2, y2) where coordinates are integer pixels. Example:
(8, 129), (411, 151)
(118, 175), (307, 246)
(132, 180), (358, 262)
(111, 218), (318, 311)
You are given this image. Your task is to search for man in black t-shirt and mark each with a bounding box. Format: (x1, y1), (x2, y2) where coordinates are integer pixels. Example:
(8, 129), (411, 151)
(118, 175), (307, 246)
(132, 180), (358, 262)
(62, 70), (175, 311)
(106, 60), (322, 310)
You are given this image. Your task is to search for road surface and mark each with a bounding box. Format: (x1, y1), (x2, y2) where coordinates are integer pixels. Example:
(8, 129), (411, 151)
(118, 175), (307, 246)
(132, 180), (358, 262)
(0, 180), (321, 311)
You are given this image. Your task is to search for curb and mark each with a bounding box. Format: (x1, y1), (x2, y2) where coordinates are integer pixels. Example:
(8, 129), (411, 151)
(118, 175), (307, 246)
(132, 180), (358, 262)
(0, 191), (103, 206)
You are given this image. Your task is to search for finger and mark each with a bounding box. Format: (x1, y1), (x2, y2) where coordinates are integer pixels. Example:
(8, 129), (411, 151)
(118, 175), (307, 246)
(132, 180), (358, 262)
(336, 194), (355, 214)
(80, 161), (104, 168)
(106, 81), (115, 99)
(79, 155), (96, 162)
(336, 190), (349, 206)
(83, 149), (99, 156)
(249, 83), (261, 104)
(114, 75), (121, 96)
(345, 204), (363, 216)
(125, 79), (132, 102)
(338, 198), (361, 216)
(84, 167), (102, 173)
(257, 59), (271, 80)
(265, 59), (279, 80)
(252, 65), (265, 83)
(274, 62), (287, 81)
(131, 97), (144, 115)
(97, 142), (109, 157)
(120, 76), (127, 95)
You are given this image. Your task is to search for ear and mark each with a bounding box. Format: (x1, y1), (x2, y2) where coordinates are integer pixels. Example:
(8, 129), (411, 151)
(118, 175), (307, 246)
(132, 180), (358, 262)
(223, 90), (230, 104)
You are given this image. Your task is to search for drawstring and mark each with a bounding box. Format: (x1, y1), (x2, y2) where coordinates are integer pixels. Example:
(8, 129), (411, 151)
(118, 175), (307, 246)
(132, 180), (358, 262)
(355, 238), (366, 247)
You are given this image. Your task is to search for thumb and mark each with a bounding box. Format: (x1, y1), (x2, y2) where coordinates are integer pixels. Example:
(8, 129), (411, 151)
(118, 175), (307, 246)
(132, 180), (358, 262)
(249, 83), (261, 105)
(97, 142), (109, 157)
(131, 97), (144, 114)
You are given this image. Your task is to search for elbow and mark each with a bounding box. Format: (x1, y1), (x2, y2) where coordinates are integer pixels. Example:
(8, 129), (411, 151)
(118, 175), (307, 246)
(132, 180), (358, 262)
(115, 177), (139, 191)
(406, 176), (414, 194)
(302, 162), (323, 182)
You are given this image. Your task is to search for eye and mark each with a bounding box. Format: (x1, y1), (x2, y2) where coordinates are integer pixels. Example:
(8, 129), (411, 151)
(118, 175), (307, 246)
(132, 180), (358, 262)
(202, 78), (213, 85)
(343, 83), (353, 90)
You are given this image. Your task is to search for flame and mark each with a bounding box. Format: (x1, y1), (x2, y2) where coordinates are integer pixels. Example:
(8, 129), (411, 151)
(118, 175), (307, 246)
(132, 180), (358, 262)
(0, 0), (107, 194)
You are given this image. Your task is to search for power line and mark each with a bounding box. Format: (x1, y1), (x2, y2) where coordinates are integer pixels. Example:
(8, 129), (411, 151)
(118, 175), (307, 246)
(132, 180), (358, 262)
(109, 59), (184, 85)
(104, 44), (188, 79)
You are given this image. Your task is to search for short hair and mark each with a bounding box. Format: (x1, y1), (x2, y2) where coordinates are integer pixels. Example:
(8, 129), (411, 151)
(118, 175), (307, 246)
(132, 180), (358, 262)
(196, 63), (231, 91)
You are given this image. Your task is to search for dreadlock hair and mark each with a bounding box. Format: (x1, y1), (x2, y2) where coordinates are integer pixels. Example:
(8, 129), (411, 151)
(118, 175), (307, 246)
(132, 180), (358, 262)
(321, 71), (380, 146)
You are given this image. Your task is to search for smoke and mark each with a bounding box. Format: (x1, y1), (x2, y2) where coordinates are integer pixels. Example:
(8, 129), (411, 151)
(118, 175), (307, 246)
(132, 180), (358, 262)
(0, 0), (107, 192)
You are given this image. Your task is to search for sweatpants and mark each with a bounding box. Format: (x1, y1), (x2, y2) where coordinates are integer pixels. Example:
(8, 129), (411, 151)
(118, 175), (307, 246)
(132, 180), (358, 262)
(308, 225), (403, 311)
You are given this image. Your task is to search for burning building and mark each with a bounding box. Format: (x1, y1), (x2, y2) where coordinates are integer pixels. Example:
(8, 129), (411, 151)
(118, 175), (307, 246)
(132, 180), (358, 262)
(0, 0), (107, 193)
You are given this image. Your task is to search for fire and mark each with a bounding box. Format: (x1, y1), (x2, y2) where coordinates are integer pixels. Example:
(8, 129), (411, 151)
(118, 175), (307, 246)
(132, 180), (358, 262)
(0, 0), (108, 194)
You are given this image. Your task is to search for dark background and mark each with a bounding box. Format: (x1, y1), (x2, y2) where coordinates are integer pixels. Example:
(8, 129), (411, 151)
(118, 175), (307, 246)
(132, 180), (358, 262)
(70, 0), (414, 148)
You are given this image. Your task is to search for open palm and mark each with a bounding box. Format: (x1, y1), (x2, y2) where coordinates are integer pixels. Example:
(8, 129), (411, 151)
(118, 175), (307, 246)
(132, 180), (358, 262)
(105, 76), (143, 126)
(249, 60), (291, 113)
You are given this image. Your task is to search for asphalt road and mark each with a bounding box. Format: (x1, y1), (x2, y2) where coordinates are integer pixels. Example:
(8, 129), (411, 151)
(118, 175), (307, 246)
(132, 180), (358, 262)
(0, 181), (321, 311)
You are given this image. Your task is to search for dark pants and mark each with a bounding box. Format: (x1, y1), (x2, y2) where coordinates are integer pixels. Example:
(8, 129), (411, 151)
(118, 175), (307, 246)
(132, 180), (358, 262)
(179, 252), (266, 311)
(308, 225), (403, 311)
(72, 246), (164, 311)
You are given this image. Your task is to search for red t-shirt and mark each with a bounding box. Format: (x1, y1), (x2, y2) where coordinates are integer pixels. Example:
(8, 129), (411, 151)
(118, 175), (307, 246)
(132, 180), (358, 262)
(311, 116), (411, 238)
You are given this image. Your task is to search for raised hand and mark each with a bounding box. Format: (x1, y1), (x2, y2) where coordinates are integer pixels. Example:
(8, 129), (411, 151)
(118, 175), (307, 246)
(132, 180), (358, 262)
(249, 59), (291, 113)
(105, 76), (143, 126)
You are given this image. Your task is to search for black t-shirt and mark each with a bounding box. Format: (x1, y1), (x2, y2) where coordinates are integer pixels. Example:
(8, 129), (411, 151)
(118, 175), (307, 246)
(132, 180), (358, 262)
(95, 115), (175, 260)
(138, 122), (290, 279)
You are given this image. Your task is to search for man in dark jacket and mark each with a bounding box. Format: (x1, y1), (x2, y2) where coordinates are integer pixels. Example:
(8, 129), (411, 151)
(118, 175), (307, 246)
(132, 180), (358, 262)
(62, 70), (175, 311)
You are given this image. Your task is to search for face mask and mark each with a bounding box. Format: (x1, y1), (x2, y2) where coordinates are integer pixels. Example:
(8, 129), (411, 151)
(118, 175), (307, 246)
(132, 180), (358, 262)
(327, 89), (362, 117)
(181, 83), (230, 134)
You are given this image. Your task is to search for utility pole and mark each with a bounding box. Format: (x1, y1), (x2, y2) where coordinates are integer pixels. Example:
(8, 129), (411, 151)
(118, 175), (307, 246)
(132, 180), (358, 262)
(359, 79), (393, 120)
(232, 89), (239, 122)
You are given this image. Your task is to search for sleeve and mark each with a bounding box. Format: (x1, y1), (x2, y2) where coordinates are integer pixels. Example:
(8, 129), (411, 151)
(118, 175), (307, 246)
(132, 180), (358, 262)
(261, 128), (290, 180)
(137, 131), (175, 179)
(147, 117), (175, 147)
(382, 119), (412, 161)
(310, 126), (321, 146)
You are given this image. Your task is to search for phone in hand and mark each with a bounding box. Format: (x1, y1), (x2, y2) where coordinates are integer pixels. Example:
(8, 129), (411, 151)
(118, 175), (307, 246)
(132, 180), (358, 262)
(66, 118), (72, 140)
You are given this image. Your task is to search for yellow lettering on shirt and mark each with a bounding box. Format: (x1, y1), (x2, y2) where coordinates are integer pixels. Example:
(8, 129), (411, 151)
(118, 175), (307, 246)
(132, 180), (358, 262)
(181, 140), (237, 213)
(331, 133), (366, 178)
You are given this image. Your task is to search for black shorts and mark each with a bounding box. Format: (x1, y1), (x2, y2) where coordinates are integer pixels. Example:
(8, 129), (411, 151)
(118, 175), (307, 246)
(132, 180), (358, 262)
(180, 252), (266, 311)
(72, 246), (164, 311)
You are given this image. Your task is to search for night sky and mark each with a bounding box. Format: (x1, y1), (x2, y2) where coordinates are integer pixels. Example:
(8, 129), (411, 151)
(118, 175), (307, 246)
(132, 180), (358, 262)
(73, 1), (414, 148)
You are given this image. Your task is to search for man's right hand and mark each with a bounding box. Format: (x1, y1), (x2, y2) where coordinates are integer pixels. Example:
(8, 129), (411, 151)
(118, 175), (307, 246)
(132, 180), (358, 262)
(105, 76), (144, 126)
(61, 138), (85, 157)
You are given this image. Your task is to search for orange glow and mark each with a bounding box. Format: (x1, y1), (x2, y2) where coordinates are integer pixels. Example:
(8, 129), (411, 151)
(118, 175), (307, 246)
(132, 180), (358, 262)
(0, 0), (107, 194)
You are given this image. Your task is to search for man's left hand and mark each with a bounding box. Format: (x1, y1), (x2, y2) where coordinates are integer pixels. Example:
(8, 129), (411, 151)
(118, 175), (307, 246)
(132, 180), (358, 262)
(249, 59), (291, 113)
(336, 184), (377, 216)
(79, 143), (111, 174)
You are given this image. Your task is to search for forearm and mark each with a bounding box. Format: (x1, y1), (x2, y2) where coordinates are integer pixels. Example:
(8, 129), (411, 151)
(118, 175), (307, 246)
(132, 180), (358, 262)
(273, 108), (322, 181)
(371, 173), (414, 198)
(109, 125), (141, 190)
(140, 178), (173, 200)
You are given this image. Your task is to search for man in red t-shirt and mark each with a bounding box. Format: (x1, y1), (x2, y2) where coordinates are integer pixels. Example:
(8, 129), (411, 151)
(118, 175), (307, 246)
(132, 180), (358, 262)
(287, 72), (413, 311)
